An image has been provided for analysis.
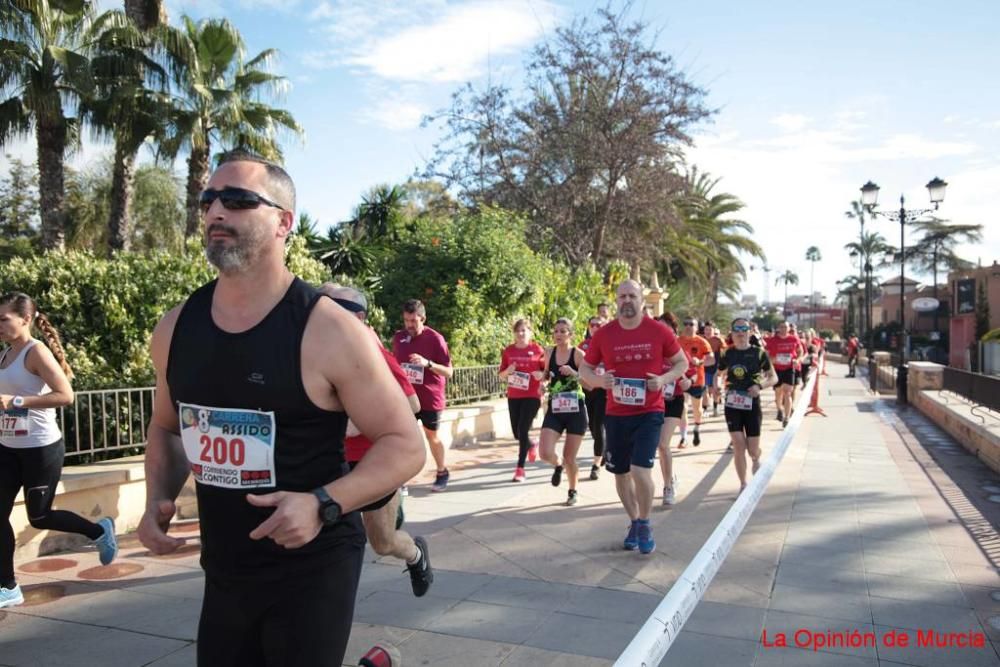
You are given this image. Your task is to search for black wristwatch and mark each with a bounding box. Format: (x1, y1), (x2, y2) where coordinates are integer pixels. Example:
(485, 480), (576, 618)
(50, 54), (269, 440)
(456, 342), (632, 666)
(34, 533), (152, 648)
(425, 358), (433, 369)
(311, 486), (342, 527)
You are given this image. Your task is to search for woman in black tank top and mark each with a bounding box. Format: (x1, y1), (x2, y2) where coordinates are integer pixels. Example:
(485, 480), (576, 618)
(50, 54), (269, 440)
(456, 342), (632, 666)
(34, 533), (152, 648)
(537, 318), (589, 506)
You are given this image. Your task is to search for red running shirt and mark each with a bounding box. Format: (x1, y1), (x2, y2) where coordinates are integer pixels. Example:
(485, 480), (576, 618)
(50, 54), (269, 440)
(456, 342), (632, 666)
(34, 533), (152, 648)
(765, 335), (803, 370)
(500, 342), (546, 399)
(344, 346), (416, 463)
(583, 317), (682, 416)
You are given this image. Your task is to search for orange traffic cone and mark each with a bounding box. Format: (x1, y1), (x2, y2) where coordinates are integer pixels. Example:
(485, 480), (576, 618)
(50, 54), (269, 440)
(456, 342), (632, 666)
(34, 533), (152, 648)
(806, 367), (827, 417)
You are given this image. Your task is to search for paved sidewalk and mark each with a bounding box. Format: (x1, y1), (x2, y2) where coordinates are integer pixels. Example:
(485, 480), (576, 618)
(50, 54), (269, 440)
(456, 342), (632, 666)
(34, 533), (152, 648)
(3, 362), (999, 666)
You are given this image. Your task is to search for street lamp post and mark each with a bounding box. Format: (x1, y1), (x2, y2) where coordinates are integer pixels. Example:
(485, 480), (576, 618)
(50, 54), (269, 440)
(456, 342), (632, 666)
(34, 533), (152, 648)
(860, 177), (948, 405)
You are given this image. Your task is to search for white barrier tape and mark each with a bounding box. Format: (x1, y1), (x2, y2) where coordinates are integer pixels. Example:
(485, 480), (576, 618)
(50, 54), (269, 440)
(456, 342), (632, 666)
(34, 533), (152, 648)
(615, 368), (820, 667)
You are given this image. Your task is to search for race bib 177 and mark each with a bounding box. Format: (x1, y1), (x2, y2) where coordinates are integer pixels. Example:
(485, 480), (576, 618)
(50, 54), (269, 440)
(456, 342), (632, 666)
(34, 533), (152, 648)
(178, 403), (277, 490)
(0, 408), (30, 437)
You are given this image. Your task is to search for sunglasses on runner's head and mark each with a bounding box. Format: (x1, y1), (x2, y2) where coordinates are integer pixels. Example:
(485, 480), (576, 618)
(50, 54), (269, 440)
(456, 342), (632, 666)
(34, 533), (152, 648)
(732, 324), (751, 333)
(199, 187), (285, 213)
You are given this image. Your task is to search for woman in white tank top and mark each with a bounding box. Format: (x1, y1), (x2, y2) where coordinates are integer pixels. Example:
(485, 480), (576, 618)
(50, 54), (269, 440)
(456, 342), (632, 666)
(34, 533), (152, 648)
(0, 292), (118, 609)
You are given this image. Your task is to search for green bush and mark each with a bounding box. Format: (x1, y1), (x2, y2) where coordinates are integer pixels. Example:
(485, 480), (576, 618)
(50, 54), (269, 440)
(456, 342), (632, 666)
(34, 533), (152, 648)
(0, 236), (328, 389)
(982, 328), (1000, 342)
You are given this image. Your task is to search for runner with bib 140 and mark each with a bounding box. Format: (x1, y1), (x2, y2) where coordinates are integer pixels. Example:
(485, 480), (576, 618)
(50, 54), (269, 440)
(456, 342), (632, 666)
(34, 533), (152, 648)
(580, 280), (688, 555)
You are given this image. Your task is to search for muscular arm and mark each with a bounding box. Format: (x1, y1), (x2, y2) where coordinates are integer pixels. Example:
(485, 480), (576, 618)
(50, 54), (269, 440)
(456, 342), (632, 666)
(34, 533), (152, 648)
(308, 302), (426, 512)
(138, 306), (190, 554)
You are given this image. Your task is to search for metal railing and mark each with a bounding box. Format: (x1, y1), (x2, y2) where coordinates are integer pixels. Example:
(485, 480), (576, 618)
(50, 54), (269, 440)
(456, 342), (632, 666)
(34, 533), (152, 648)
(55, 367), (506, 463)
(869, 357), (896, 393)
(942, 367), (1000, 415)
(446, 365), (505, 404)
(61, 387), (156, 463)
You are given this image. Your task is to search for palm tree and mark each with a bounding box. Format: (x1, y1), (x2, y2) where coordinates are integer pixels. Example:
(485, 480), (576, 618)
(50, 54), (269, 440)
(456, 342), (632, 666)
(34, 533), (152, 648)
(0, 0), (98, 249)
(775, 270), (798, 317)
(86, 10), (188, 251)
(836, 274), (863, 336)
(906, 216), (983, 333)
(123, 0), (163, 30)
(805, 245), (822, 327)
(672, 167), (765, 313)
(159, 17), (303, 237)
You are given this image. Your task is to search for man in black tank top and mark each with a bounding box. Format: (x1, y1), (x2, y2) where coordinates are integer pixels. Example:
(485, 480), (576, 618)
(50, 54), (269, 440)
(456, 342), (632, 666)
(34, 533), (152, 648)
(137, 152), (427, 667)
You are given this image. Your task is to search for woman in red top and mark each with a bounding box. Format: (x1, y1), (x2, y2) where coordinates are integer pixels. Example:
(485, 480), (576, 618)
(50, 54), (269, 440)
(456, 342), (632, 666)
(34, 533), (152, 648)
(498, 319), (546, 481)
(656, 312), (697, 506)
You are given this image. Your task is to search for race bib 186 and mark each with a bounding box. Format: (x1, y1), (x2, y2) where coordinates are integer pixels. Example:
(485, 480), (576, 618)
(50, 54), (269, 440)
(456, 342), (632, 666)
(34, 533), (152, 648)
(612, 378), (647, 406)
(178, 403), (276, 489)
(508, 371), (530, 390)
(0, 408), (30, 437)
(402, 363), (425, 385)
(725, 391), (753, 410)
(552, 392), (580, 413)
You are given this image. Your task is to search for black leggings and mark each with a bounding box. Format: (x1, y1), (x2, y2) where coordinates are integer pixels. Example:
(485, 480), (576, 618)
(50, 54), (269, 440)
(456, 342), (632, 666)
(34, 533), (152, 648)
(584, 389), (606, 460)
(1, 439), (103, 586)
(508, 397), (541, 467)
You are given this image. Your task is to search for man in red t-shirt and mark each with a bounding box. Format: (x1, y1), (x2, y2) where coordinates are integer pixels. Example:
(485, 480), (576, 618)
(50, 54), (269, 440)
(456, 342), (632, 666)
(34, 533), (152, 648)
(581, 280), (688, 555)
(845, 335), (860, 377)
(764, 321), (804, 427)
(323, 285), (434, 597)
(392, 299), (454, 492)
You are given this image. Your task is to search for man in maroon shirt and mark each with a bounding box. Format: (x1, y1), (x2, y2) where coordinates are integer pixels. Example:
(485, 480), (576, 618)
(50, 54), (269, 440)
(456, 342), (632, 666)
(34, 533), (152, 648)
(580, 280), (688, 555)
(392, 299), (454, 492)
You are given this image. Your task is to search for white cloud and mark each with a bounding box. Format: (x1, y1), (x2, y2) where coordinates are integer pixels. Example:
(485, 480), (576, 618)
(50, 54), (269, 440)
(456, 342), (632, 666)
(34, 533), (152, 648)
(304, 0), (562, 82)
(770, 113), (809, 132)
(362, 100), (427, 132)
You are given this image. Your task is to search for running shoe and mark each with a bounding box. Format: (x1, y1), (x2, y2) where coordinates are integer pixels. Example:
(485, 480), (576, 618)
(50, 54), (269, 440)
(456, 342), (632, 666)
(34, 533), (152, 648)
(776, 410), (784, 422)
(623, 520), (639, 551)
(782, 418), (788, 428)
(589, 464), (600, 481)
(512, 466), (525, 482)
(566, 489), (578, 506)
(677, 437), (686, 449)
(637, 520), (655, 554)
(405, 536), (434, 597)
(752, 458), (761, 474)
(662, 486), (676, 506)
(551, 465), (563, 487)
(726, 442), (733, 453)
(527, 442), (538, 463)
(692, 429), (701, 447)
(0, 584), (23, 609)
(95, 517), (118, 566)
(430, 469), (449, 492)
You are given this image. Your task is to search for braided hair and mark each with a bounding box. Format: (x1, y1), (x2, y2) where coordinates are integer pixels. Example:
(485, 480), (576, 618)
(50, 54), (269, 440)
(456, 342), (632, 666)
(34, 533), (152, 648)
(0, 292), (74, 379)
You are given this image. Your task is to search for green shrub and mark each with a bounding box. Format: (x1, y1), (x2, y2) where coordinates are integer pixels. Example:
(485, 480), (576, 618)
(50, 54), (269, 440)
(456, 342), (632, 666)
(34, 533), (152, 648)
(982, 328), (1000, 342)
(0, 237), (328, 389)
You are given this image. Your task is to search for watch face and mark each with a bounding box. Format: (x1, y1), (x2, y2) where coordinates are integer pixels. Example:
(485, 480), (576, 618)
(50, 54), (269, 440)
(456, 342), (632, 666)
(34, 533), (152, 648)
(320, 503), (340, 524)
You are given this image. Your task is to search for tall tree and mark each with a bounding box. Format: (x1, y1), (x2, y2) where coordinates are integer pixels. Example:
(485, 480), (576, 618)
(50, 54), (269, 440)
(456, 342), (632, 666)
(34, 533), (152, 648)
(775, 270), (798, 317)
(0, 0), (98, 249)
(159, 17), (303, 237)
(424, 4), (712, 266)
(906, 217), (983, 335)
(123, 0), (163, 31)
(805, 245), (822, 327)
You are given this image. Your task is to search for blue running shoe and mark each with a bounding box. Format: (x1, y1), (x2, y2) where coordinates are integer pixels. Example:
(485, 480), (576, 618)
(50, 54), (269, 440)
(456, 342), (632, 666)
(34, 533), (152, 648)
(0, 584), (23, 608)
(623, 520), (639, 551)
(95, 517), (118, 565)
(637, 520), (655, 554)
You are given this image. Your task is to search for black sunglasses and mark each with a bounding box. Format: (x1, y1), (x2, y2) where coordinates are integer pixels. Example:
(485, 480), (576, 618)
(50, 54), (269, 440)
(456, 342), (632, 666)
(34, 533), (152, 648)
(200, 187), (285, 213)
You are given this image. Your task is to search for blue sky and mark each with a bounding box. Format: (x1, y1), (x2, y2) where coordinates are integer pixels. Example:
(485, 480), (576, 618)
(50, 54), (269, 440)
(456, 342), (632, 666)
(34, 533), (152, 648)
(4, 0), (998, 307)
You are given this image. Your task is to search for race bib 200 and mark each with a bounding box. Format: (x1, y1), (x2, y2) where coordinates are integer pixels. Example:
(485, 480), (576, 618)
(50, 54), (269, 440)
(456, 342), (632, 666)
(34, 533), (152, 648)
(178, 403), (276, 490)
(612, 378), (646, 406)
